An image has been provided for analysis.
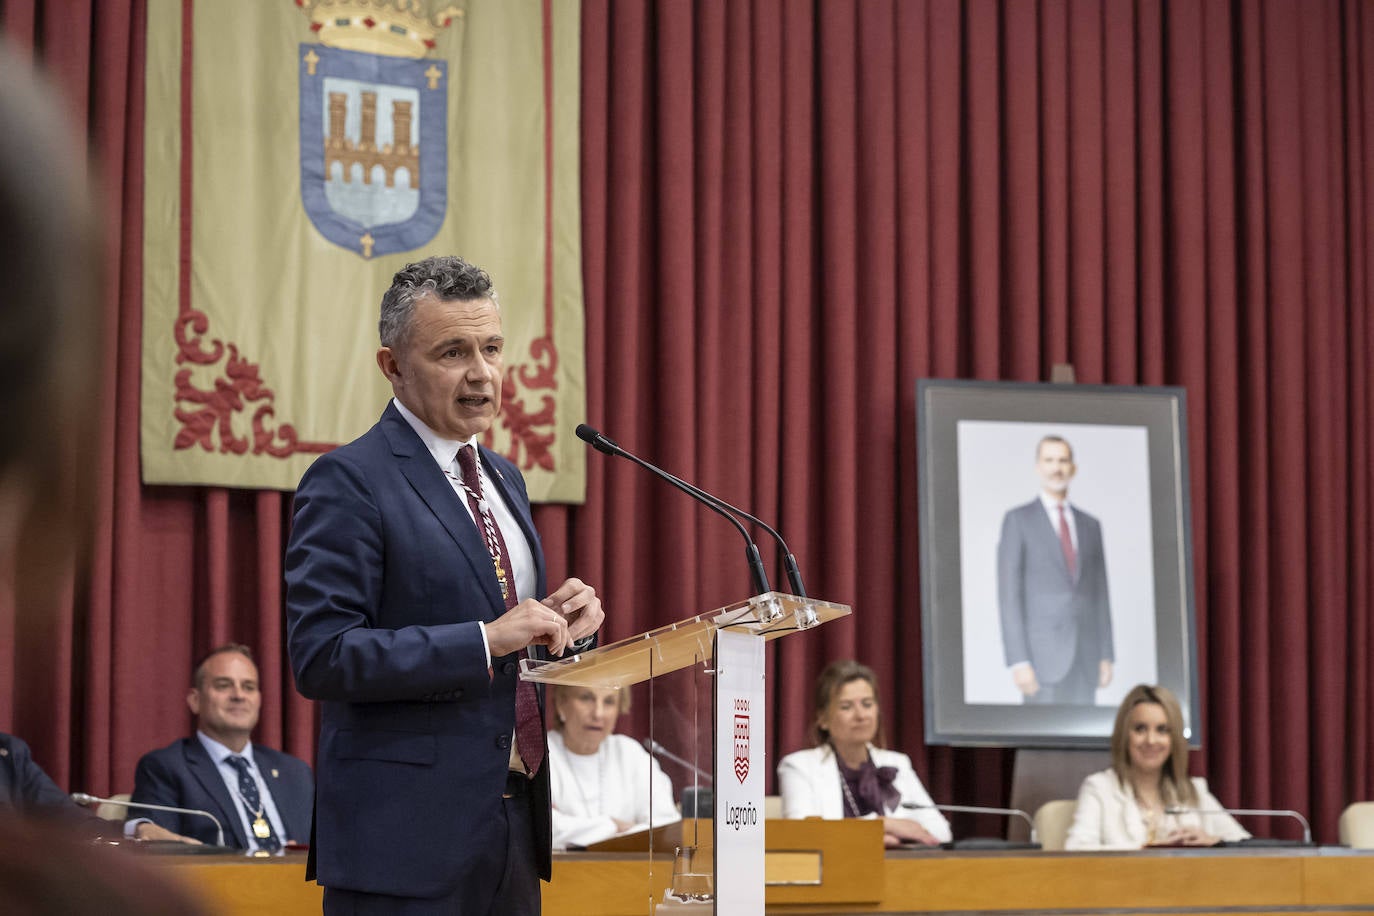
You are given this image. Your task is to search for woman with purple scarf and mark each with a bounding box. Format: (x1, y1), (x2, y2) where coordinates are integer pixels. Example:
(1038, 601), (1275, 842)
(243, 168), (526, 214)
(777, 660), (951, 847)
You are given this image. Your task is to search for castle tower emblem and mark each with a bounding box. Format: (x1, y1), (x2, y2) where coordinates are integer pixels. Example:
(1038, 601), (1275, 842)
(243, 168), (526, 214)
(294, 1), (462, 258)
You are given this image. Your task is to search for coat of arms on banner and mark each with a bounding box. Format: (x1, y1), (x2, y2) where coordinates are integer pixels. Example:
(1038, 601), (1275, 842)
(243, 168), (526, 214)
(733, 699), (751, 784)
(297, 1), (459, 258)
(142, 0), (586, 495)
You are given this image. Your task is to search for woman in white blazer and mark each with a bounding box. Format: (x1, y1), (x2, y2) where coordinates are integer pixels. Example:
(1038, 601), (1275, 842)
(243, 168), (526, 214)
(777, 660), (951, 847)
(1066, 683), (1249, 850)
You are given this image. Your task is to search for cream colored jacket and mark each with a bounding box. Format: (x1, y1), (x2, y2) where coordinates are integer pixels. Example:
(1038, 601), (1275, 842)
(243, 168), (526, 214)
(1065, 768), (1250, 850)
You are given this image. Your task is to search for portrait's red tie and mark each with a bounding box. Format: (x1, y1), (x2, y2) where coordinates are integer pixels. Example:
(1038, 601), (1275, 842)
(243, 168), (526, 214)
(1057, 503), (1077, 578)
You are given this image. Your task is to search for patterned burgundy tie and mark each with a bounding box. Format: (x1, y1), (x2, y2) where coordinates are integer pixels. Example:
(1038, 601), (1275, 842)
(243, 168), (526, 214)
(456, 445), (545, 775)
(1057, 503), (1077, 578)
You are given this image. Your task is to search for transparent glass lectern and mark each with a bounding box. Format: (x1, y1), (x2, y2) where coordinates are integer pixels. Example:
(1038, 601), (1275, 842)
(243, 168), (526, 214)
(523, 591), (851, 914)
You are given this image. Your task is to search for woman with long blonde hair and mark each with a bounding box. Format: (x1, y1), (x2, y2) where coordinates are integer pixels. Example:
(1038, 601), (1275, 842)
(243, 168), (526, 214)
(1066, 684), (1248, 849)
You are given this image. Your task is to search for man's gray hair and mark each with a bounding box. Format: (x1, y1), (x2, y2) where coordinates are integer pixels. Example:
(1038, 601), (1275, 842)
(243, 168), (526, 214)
(378, 255), (499, 348)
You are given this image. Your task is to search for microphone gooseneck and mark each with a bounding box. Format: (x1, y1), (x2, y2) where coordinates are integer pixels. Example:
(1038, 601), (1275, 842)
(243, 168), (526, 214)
(643, 738), (714, 784)
(576, 424), (772, 596)
(72, 792), (227, 848)
(903, 801), (1039, 844)
(1163, 805), (1313, 846)
(574, 425), (807, 598)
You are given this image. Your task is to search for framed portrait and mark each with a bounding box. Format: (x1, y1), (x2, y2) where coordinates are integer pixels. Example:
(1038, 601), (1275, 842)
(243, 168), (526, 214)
(916, 379), (1201, 747)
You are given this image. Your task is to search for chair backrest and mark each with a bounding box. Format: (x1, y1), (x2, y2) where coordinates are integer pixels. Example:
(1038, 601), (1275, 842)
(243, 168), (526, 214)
(1339, 801), (1374, 848)
(94, 793), (131, 822)
(1034, 799), (1077, 851)
(764, 795), (783, 819)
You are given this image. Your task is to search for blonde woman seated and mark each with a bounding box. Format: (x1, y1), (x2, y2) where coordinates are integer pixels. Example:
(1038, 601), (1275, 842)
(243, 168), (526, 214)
(777, 660), (951, 847)
(1066, 683), (1249, 850)
(547, 684), (681, 850)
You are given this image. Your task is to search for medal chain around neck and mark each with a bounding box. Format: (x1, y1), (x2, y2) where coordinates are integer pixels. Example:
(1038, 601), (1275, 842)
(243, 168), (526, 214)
(234, 786), (265, 821)
(446, 452), (511, 600)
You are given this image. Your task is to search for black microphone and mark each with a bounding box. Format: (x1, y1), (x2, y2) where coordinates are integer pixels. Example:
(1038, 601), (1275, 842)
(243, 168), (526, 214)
(576, 424), (806, 597)
(72, 792), (226, 847)
(576, 424), (769, 594)
(644, 738), (713, 784)
(1164, 805), (1312, 845)
(902, 802), (1038, 844)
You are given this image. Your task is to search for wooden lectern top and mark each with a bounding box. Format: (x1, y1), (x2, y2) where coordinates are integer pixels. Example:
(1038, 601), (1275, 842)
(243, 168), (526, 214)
(520, 592), (851, 688)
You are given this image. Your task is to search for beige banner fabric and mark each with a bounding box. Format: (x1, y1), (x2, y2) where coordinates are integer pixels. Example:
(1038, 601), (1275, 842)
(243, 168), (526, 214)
(142, 0), (585, 501)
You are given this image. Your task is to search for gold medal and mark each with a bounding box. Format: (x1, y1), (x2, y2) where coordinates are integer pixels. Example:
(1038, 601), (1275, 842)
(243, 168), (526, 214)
(253, 816), (271, 839)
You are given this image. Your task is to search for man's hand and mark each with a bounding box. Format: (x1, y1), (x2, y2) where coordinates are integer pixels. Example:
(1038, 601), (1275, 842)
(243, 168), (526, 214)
(1012, 662), (1040, 696)
(486, 599), (573, 658)
(1099, 659), (1114, 688)
(542, 577), (603, 649)
(134, 822), (202, 844)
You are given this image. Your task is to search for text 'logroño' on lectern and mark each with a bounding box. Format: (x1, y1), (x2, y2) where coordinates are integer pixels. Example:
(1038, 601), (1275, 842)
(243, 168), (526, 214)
(523, 591), (851, 914)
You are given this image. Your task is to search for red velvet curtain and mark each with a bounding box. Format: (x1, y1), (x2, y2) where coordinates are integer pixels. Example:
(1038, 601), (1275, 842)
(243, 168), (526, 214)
(2, 0), (1370, 843)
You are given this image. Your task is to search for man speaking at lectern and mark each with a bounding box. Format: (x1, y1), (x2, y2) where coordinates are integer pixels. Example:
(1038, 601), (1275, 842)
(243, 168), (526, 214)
(287, 255), (603, 914)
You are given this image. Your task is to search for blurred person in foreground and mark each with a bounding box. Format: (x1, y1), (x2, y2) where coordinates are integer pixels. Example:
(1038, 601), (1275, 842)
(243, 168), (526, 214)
(1065, 683), (1248, 849)
(777, 660), (951, 847)
(0, 39), (207, 914)
(546, 684), (680, 849)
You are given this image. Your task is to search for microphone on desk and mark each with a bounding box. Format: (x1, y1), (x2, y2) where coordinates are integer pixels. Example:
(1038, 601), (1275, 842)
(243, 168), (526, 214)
(1163, 806), (1313, 846)
(575, 424), (808, 599)
(644, 739), (713, 784)
(903, 802), (1039, 845)
(72, 792), (226, 847)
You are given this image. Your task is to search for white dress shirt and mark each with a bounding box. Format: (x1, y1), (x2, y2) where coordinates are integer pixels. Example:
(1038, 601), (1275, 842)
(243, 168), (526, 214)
(196, 732), (290, 851)
(393, 397), (537, 664)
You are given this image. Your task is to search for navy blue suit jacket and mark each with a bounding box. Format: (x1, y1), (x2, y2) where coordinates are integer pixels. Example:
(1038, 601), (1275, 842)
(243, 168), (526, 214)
(0, 732), (105, 835)
(129, 737), (313, 848)
(286, 403), (562, 899)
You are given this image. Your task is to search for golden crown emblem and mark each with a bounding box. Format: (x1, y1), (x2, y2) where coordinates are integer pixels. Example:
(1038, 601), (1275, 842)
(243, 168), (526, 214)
(296, 0), (462, 59)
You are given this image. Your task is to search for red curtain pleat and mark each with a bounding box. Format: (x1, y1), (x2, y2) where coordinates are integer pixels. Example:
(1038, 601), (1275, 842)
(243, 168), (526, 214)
(0, 0), (1370, 843)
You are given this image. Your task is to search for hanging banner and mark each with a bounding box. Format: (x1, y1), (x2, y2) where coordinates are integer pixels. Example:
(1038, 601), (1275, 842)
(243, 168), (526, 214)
(142, 0), (585, 500)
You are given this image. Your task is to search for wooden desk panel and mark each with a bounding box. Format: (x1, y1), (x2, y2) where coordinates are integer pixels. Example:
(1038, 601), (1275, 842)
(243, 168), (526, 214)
(1304, 852), (1374, 906)
(148, 854), (320, 915)
(882, 850), (1305, 914)
(547, 855), (675, 916)
(145, 845), (1374, 916)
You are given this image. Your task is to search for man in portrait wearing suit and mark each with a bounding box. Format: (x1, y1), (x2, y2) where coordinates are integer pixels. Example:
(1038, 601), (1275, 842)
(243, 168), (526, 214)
(128, 644), (313, 848)
(285, 255), (604, 914)
(997, 435), (1114, 705)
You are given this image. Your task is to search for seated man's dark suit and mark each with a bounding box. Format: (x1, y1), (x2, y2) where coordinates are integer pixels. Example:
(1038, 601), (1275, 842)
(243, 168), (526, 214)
(129, 737), (313, 848)
(0, 732), (104, 835)
(286, 402), (572, 905)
